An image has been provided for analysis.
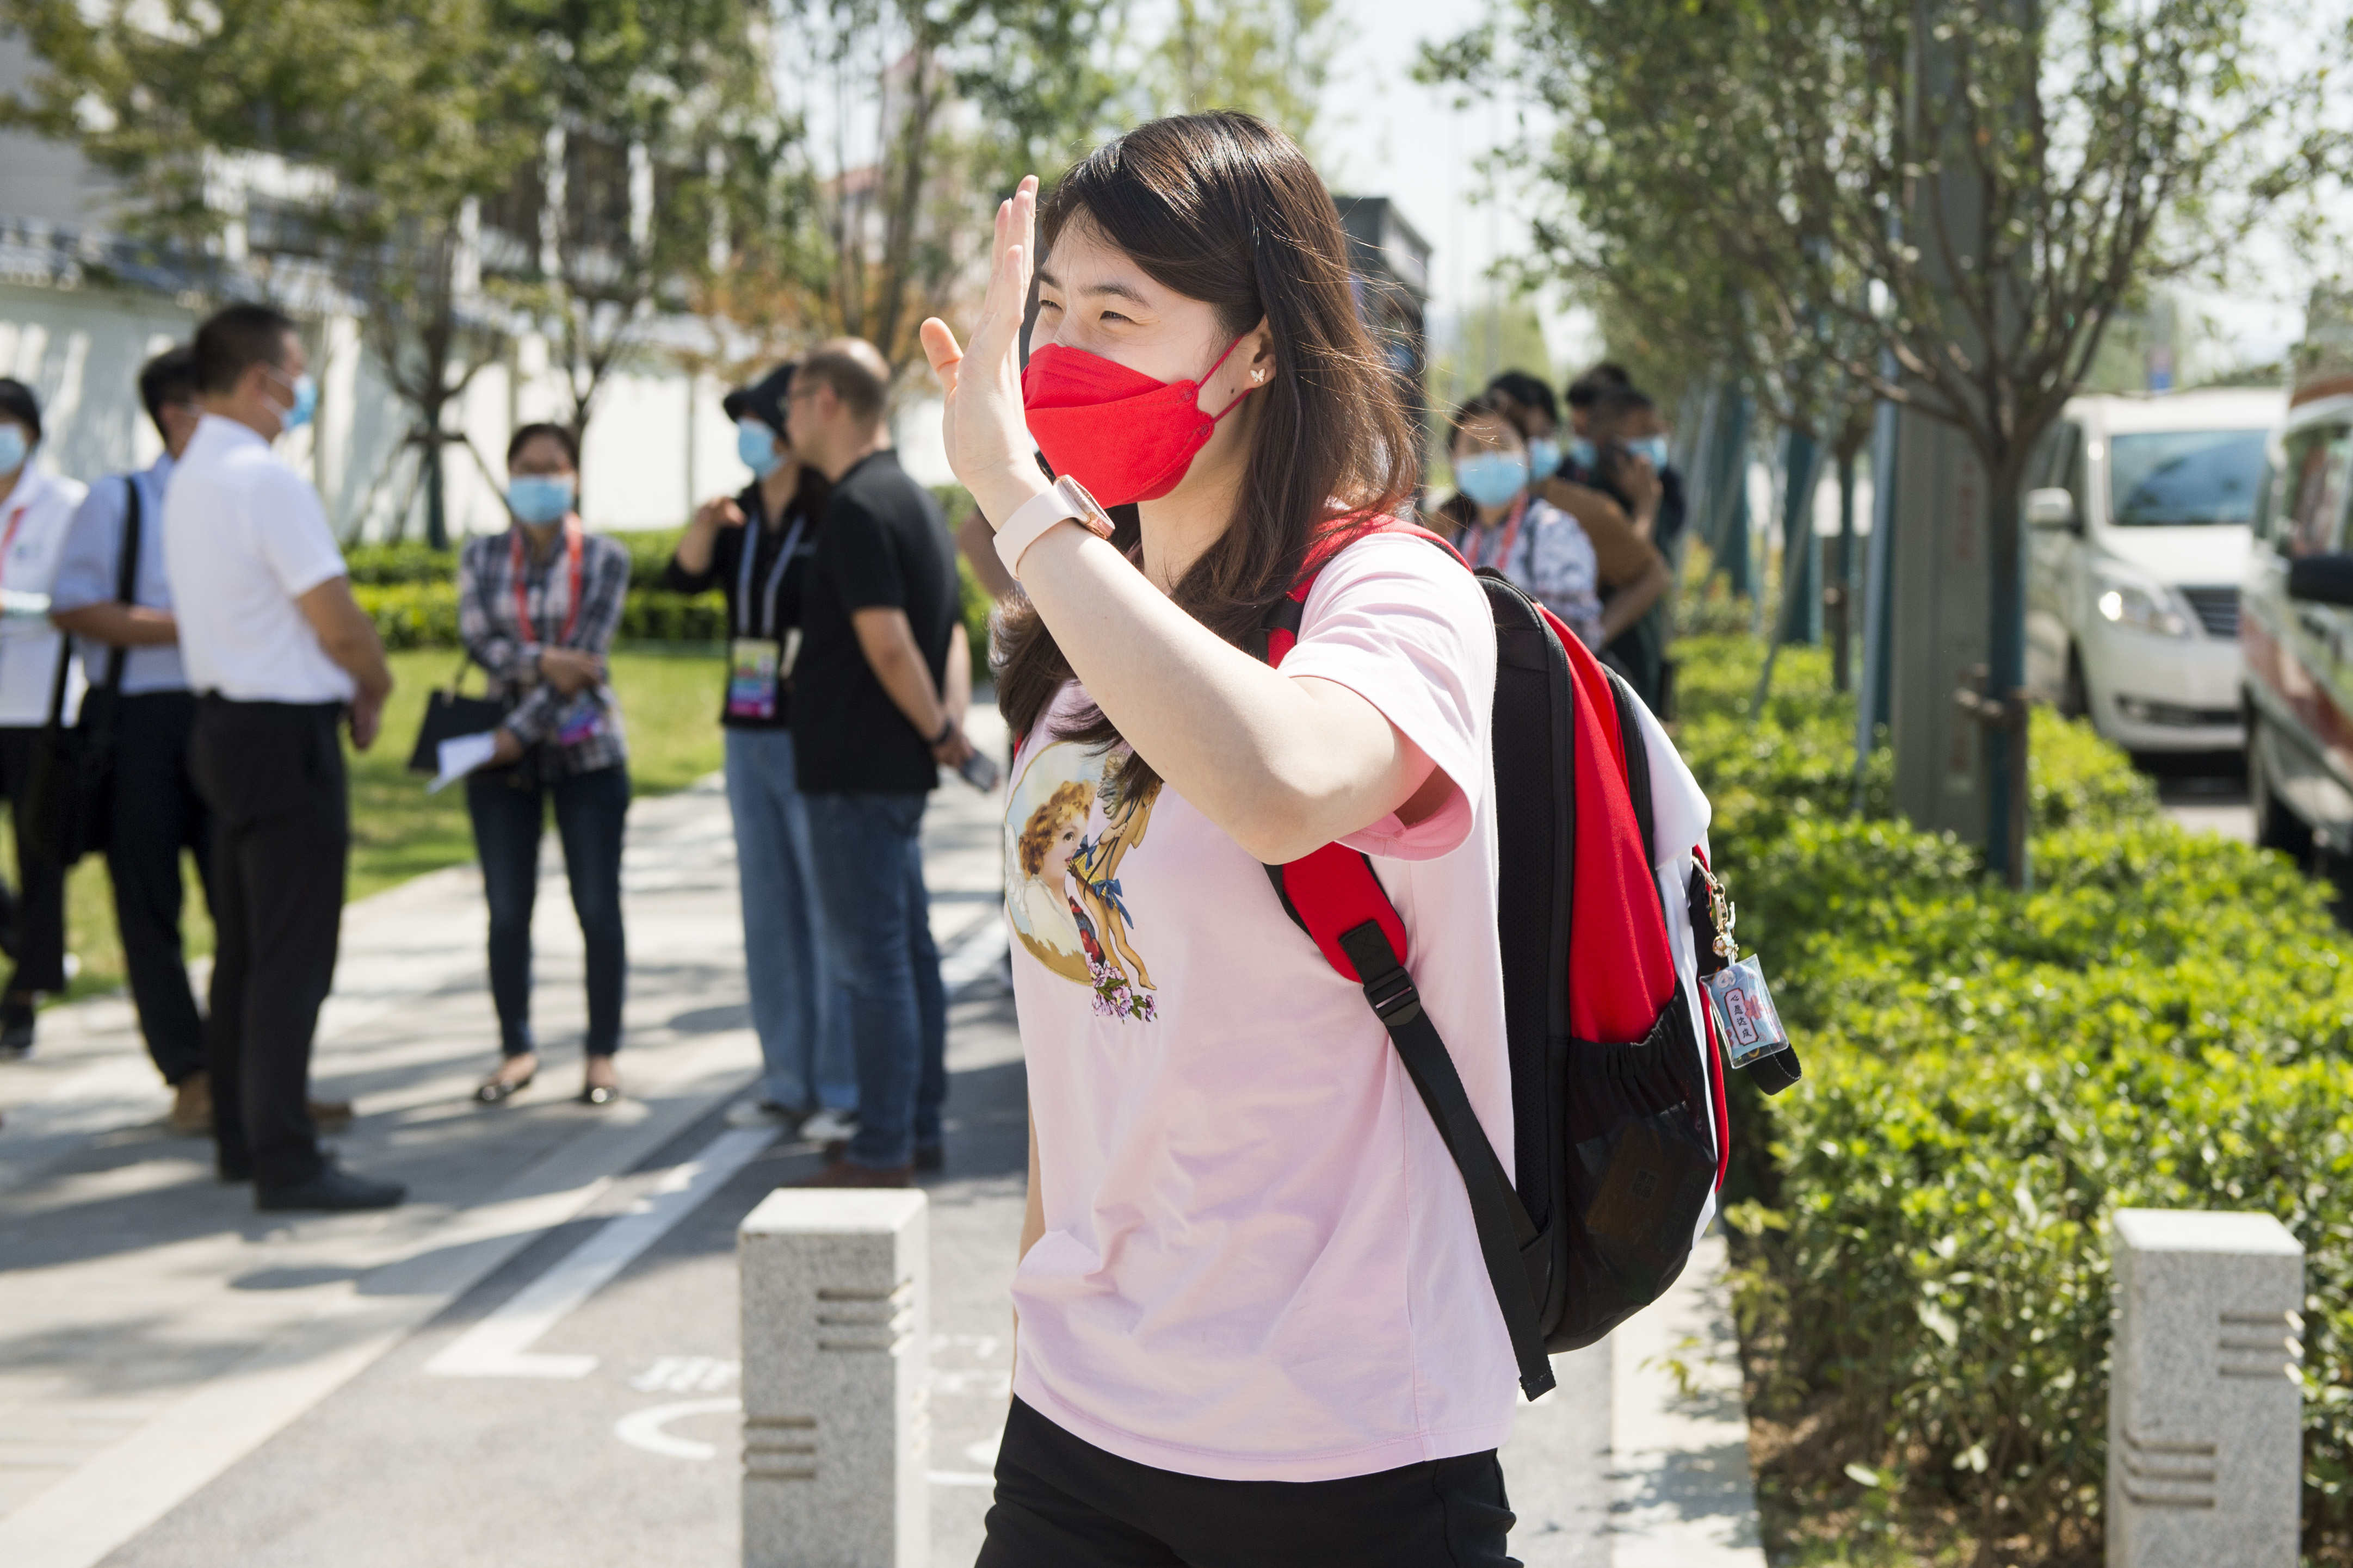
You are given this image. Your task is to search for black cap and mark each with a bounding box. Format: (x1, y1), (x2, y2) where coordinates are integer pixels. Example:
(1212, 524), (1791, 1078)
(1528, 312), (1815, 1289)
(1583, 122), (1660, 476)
(722, 363), (796, 436)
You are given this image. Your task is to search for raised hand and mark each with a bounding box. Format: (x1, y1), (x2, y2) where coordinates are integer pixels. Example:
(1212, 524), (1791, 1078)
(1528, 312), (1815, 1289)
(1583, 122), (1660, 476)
(919, 176), (1052, 531)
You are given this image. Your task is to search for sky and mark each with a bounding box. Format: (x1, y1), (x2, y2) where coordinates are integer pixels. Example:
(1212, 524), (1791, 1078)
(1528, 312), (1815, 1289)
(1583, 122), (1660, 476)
(1308, 0), (1601, 371)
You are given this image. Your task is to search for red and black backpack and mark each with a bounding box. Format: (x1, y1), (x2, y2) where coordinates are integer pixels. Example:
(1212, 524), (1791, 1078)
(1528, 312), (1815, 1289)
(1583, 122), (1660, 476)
(1251, 516), (1800, 1402)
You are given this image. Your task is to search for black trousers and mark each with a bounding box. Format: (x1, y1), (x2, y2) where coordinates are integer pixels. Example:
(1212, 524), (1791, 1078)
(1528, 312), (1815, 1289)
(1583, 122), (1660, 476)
(0, 726), (70, 995)
(977, 1398), (1520, 1568)
(464, 763), (629, 1057)
(105, 691), (213, 1084)
(189, 697), (348, 1187)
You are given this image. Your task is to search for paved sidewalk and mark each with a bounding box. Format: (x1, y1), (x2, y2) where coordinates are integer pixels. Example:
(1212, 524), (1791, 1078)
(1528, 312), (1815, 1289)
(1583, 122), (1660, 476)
(0, 698), (1765, 1566)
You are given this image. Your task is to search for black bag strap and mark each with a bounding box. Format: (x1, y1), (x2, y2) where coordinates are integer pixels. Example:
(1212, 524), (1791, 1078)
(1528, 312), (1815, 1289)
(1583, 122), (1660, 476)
(101, 474), (141, 695)
(1335, 918), (1558, 1401)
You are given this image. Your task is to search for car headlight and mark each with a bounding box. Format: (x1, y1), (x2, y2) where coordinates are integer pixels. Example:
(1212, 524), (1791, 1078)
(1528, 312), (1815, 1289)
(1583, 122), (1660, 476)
(2092, 565), (2192, 639)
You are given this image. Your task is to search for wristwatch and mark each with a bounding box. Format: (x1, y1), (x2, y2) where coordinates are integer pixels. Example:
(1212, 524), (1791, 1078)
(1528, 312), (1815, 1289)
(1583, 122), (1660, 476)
(994, 475), (1117, 579)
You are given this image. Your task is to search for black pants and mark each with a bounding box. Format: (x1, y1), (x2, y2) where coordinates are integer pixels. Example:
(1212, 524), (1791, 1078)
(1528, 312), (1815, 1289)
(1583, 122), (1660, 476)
(105, 691), (214, 1085)
(978, 1398), (1520, 1567)
(0, 726), (69, 995)
(190, 697), (348, 1187)
(465, 764), (628, 1057)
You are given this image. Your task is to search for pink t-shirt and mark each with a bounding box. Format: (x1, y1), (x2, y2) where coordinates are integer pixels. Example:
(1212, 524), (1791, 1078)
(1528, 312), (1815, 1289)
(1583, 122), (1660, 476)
(1002, 533), (1518, 1483)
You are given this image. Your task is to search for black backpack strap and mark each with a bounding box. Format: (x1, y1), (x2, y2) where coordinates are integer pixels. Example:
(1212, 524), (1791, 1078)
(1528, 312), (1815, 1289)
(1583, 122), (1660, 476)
(103, 474), (141, 693)
(1605, 666), (1655, 867)
(1336, 919), (1558, 1401)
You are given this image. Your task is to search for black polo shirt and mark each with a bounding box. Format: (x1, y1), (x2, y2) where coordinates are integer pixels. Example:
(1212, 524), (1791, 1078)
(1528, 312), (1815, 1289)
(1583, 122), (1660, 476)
(793, 450), (958, 795)
(662, 481), (827, 730)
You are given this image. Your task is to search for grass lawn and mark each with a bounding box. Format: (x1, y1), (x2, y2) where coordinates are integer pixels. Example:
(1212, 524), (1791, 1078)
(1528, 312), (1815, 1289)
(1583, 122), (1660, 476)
(38, 648), (724, 1002)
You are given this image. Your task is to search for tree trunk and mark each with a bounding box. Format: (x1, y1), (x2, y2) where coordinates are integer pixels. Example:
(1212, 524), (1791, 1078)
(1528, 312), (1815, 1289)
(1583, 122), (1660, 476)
(424, 427), (449, 550)
(1984, 481), (2028, 887)
(1774, 427), (1824, 646)
(1832, 449), (1857, 691)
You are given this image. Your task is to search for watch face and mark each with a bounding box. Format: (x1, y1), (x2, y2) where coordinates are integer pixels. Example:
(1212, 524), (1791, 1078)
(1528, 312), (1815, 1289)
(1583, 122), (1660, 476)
(1061, 476), (1115, 537)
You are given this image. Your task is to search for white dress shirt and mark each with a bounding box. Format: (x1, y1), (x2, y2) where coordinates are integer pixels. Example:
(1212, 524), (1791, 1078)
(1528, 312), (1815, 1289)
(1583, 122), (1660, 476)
(163, 416), (354, 704)
(51, 454), (189, 696)
(0, 464), (90, 728)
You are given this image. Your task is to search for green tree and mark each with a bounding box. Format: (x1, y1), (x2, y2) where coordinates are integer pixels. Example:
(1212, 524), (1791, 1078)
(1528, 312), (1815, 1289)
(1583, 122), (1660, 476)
(0, 0), (544, 544)
(486, 0), (780, 443)
(1454, 0), (2303, 883)
(1145, 0), (1338, 151)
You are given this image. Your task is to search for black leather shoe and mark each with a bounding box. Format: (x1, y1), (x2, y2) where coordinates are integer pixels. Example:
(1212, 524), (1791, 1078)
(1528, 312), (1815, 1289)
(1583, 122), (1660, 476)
(256, 1164), (407, 1212)
(913, 1143), (944, 1173)
(0, 1000), (33, 1059)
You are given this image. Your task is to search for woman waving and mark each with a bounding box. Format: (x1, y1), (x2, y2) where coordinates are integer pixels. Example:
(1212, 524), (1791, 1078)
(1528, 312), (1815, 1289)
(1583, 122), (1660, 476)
(924, 114), (1521, 1565)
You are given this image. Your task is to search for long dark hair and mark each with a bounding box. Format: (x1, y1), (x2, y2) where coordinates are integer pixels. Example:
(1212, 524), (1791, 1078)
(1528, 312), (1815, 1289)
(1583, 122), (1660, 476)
(996, 113), (1419, 787)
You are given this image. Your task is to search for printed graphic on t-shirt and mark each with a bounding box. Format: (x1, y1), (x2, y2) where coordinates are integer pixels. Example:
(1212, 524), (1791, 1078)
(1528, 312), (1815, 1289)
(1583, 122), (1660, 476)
(1004, 740), (1160, 1022)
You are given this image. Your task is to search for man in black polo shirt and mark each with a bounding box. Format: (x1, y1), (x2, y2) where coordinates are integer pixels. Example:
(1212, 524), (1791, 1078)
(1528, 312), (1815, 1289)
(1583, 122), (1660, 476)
(786, 337), (971, 1187)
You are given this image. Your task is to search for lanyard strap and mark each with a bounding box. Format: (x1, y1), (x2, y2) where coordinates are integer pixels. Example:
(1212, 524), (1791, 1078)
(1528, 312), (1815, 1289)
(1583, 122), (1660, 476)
(510, 517), (584, 646)
(0, 496), (32, 591)
(1471, 494), (1528, 574)
(736, 513), (806, 638)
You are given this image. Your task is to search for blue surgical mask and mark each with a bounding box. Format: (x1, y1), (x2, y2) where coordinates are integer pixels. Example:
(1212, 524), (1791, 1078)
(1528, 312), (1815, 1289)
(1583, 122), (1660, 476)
(1454, 451), (1531, 509)
(0, 424), (26, 476)
(1526, 437), (1562, 480)
(1626, 435), (1670, 467)
(265, 368), (317, 432)
(738, 418), (785, 479)
(1567, 436), (1597, 470)
(507, 474), (576, 526)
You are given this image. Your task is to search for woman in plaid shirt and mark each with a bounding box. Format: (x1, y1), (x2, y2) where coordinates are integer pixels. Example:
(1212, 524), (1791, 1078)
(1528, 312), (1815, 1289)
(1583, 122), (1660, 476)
(460, 423), (634, 1107)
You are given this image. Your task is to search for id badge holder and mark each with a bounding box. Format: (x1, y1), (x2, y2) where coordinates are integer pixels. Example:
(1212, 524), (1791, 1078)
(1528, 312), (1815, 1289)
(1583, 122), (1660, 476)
(728, 636), (782, 720)
(1704, 956), (1790, 1067)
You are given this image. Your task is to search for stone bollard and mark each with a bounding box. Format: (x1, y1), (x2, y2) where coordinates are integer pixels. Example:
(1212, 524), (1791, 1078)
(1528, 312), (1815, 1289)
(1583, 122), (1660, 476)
(2107, 1208), (2304, 1568)
(738, 1189), (929, 1568)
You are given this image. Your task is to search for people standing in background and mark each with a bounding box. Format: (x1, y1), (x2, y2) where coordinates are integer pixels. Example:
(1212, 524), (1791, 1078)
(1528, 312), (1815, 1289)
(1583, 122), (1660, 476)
(1473, 370), (1672, 681)
(1563, 362), (1633, 475)
(786, 337), (970, 1187)
(167, 303), (403, 1212)
(1584, 384), (1684, 712)
(664, 364), (857, 1142)
(461, 423), (633, 1108)
(0, 379), (88, 1058)
(1436, 395), (1608, 649)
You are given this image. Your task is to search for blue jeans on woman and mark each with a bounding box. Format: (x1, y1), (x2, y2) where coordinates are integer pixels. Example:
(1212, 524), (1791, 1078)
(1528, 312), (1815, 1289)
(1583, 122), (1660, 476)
(725, 728), (855, 1115)
(805, 791), (946, 1169)
(466, 764), (629, 1057)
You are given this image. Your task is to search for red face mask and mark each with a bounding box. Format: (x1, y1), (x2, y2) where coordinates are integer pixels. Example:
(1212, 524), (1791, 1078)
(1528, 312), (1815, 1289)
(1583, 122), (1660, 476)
(1021, 336), (1256, 506)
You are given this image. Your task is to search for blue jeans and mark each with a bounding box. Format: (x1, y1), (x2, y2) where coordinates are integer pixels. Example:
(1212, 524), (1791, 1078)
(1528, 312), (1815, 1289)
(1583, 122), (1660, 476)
(725, 728), (855, 1114)
(467, 764), (629, 1057)
(805, 791), (946, 1168)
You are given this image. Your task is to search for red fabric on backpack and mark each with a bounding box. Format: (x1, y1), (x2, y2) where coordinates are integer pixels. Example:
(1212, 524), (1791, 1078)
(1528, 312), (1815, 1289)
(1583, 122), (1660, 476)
(1548, 613), (1680, 1045)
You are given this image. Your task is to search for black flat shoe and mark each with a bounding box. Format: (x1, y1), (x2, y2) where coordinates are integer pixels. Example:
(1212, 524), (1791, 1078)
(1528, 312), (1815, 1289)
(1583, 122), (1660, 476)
(256, 1163), (407, 1212)
(913, 1143), (944, 1173)
(475, 1071), (534, 1104)
(576, 1083), (621, 1106)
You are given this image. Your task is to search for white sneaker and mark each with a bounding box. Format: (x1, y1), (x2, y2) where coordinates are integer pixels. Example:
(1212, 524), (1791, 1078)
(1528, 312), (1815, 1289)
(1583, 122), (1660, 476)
(798, 1107), (859, 1144)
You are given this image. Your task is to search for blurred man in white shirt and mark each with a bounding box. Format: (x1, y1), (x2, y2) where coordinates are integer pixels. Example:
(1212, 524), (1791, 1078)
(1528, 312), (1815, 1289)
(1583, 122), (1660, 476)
(166, 302), (401, 1213)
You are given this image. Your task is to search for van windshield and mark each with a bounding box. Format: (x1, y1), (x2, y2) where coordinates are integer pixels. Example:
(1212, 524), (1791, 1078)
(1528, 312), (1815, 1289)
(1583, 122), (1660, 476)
(2107, 429), (2269, 527)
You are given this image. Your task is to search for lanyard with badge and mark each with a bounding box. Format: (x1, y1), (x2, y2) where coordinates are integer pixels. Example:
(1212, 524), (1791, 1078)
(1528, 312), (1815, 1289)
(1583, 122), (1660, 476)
(1469, 494), (1527, 576)
(512, 518), (601, 746)
(726, 513), (806, 721)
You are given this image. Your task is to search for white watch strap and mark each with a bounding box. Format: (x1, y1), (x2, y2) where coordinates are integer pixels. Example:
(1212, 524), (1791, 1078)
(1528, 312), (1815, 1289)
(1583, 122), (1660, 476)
(994, 484), (1083, 580)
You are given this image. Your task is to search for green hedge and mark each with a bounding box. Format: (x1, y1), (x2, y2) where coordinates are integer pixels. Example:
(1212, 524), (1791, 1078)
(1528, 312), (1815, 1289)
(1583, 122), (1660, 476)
(1688, 635), (2353, 1564)
(350, 526), (985, 678)
(348, 535), (722, 651)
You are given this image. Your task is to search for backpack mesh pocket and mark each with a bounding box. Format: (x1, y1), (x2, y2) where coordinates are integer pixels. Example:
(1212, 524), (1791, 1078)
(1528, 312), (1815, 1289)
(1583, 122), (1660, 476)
(1550, 990), (1716, 1348)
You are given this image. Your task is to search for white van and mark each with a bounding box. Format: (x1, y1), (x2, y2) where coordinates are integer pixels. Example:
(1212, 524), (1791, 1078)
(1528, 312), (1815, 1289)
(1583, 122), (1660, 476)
(2023, 388), (2284, 751)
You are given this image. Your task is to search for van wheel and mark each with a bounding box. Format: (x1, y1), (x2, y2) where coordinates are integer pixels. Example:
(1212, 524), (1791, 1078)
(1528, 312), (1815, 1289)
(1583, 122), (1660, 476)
(2061, 646), (2088, 721)
(2248, 712), (2313, 860)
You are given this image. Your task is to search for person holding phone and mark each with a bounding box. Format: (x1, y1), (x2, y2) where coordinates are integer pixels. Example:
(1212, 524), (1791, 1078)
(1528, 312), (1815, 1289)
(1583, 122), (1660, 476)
(459, 423), (633, 1107)
(923, 114), (1521, 1564)
(665, 364), (857, 1141)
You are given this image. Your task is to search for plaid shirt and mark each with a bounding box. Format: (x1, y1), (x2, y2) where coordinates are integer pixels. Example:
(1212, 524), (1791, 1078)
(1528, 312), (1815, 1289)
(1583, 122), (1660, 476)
(458, 522), (632, 778)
